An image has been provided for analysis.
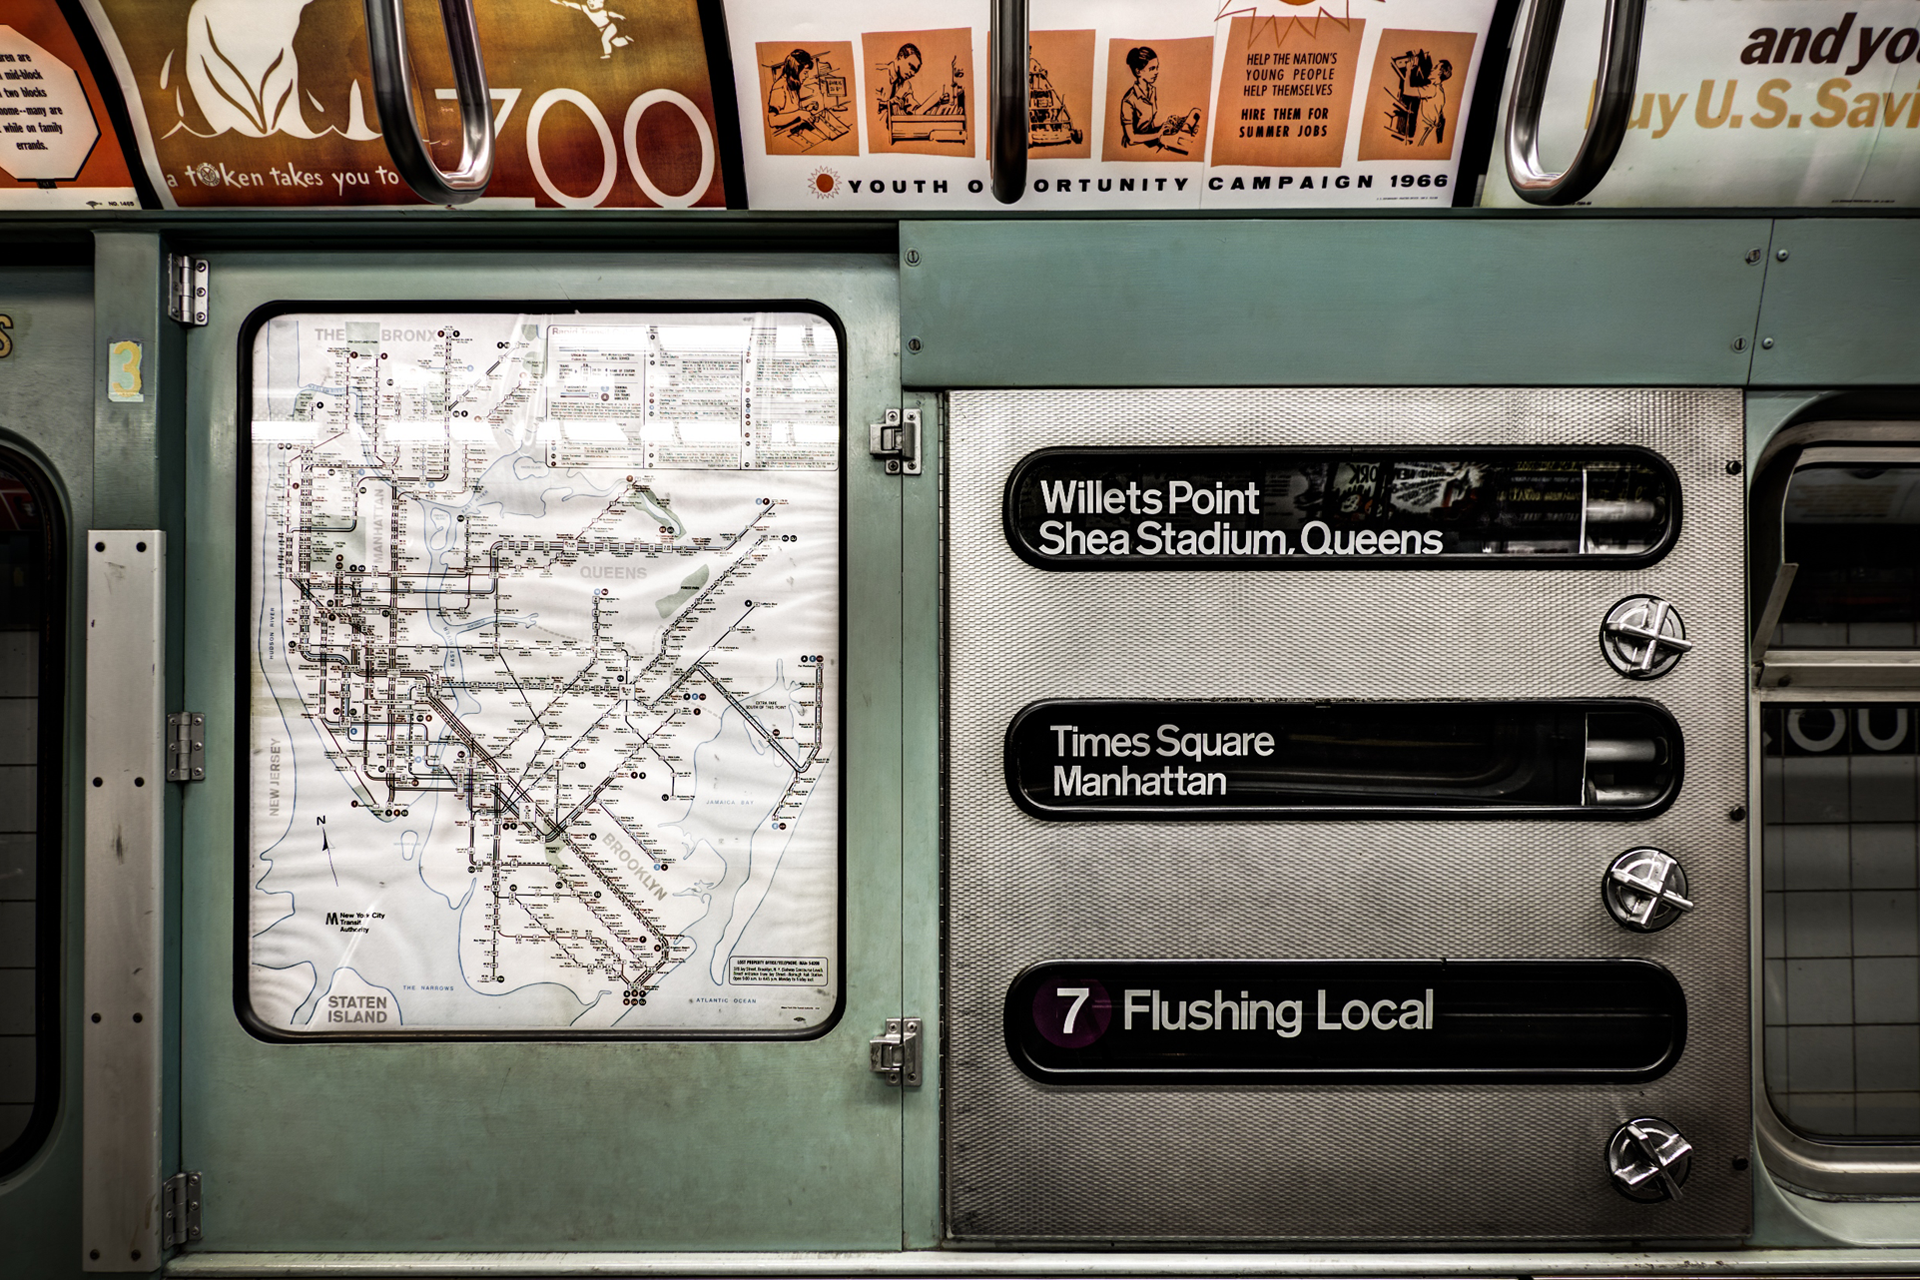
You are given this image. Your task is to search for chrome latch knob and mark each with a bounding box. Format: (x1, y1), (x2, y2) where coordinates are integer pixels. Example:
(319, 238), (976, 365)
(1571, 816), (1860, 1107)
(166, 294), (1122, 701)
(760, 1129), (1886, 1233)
(1604, 847), (1695, 932)
(1607, 1117), (1692, 1202)
(1601, 595), (1692, 679)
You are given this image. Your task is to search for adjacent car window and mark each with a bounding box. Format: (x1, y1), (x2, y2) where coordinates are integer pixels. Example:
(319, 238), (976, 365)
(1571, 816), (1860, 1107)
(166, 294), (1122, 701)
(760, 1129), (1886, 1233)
(1773, 461), (1920, 648)
(0, 454), (61, 1176)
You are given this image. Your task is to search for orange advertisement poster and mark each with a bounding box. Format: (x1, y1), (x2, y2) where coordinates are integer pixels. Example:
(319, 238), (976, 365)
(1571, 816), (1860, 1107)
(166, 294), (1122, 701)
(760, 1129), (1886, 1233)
(1208, 16), (1365, 169)
(1101, 36), (1209, 162)
(755, 39), (858, 157)
(89, 0), (727, 207)
(860, 27), (974, 158)
(0, 0), (138, 206)
(1026, 30), (1092, 160)
(1357, 29), (1477, 161)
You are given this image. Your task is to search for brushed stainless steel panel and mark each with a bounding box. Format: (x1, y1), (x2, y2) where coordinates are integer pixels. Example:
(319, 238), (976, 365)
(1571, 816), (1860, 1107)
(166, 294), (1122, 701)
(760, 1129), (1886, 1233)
(83, 530), (166, 1270)
(945, 388), (1750, 1242)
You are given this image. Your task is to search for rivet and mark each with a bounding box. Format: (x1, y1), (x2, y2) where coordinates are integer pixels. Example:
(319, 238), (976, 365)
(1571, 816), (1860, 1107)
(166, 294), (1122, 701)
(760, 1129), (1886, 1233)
(1776, 248), (1789, 261)
(1726, 460), (1743, 476)
(1729, 805), (1747, 821)
(1761, 337), (1775, 349)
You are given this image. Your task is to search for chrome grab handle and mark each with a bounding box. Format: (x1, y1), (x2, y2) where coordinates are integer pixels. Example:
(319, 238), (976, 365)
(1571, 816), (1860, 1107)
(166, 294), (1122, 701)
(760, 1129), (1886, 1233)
(989, 0), (1029, 204)
(363, 0), (495, 205)
(1503, 0), (1646, 205)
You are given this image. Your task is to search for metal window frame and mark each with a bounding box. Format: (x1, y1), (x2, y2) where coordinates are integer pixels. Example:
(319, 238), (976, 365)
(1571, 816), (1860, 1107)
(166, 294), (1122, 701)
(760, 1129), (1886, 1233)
(228, 300), (853, 1046)
(1751, 421), (1920, 1199)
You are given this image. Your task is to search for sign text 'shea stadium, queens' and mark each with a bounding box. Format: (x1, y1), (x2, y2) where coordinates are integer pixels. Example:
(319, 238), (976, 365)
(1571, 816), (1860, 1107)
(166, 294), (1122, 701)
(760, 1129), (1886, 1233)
(1029, 476), (1444, 560)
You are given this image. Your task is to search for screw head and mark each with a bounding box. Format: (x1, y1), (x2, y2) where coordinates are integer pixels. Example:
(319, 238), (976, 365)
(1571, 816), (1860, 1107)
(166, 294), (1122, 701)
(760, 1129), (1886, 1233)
(1776, 248), (1790, 261)
(1745, 248), (1762, 264)
(905, 337), (923, 354)
(903, 248), (921, 265)
(1731, 336), (1747, 352)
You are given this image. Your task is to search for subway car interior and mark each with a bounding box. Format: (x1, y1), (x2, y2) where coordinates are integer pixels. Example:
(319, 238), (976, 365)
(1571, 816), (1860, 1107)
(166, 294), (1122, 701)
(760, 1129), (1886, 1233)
(1, 0), (1919, 1272)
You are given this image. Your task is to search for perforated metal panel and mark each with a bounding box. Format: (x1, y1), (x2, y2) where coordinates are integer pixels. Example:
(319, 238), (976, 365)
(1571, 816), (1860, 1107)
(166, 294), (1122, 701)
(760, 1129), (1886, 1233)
(945, 389), (1751, 1242)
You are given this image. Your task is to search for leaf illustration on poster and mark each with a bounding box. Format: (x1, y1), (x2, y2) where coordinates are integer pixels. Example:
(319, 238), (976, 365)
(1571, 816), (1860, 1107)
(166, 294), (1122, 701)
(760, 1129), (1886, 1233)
(81, 0), (727, 207)
(178, 0), (322, 138)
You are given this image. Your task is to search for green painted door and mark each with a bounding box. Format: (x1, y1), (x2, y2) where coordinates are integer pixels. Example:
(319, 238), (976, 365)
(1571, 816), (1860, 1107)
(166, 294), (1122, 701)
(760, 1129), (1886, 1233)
(175, 251), (907, 1252)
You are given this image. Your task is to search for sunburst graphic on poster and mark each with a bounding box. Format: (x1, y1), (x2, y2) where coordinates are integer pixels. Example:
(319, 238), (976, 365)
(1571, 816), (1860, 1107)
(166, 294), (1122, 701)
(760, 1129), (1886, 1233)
(806, 165), (844, 198)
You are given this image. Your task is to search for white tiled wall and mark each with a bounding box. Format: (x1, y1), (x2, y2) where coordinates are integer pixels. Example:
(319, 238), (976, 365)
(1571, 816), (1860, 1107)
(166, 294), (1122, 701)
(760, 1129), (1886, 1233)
(1763, 703), (1920, 1136)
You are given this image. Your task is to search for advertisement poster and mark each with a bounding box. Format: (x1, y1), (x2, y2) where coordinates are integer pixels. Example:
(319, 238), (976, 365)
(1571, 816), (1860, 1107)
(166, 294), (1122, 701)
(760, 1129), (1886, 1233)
(76, 0), (728, 208)
(0, 2), (139, 209)
(1486, 0), (1920, 206)
(728, 0), (1500, 210)
(1201, 2), (1494, 207)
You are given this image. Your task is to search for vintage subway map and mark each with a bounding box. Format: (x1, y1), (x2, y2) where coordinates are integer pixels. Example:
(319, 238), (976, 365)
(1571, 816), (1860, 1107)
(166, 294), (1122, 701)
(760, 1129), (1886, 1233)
(247, 311), (840, 1033)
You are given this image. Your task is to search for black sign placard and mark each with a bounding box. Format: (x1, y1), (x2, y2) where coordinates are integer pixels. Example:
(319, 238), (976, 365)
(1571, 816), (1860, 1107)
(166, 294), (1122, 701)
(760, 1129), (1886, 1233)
(1006, 959), (1686, 1085)
(1006, 699), (1682, 820)
(1001, 446), (1680, 571)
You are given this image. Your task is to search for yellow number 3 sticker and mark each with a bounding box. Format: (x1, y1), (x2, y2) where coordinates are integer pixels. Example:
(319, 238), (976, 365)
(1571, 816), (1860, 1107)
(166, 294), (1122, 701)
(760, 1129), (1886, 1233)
(108, 339), (144, 403)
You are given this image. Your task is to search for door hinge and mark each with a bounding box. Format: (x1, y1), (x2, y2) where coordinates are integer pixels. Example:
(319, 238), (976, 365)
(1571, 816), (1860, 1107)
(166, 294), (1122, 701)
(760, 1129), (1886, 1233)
(162, 1171), (202, 1249)
(868, 1016), (922, 1086)
(167, 254), (208, 327)
(167, 712), (205, 782)
(868, 408), (921, 475)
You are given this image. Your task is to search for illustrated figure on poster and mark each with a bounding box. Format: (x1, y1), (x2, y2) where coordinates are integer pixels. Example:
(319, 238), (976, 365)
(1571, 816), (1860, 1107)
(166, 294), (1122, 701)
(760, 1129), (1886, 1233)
(1117, 47), (1200, 154)
(876, 43), (967, 144)
(765, 48), (851, 149)
(1384, 49), (1452, 146)
(1028, 46), (1082, 147)
(550, 0), (632, 59)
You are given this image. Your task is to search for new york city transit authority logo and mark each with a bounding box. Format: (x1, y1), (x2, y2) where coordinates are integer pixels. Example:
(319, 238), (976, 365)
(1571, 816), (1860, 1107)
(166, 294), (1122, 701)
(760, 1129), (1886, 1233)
(1033, 978), (1111, 1048)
